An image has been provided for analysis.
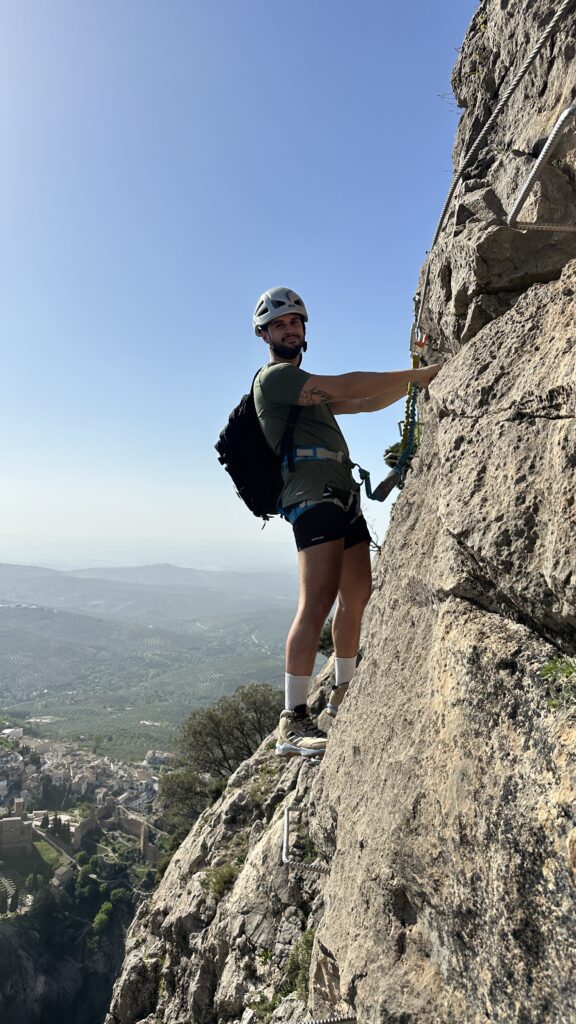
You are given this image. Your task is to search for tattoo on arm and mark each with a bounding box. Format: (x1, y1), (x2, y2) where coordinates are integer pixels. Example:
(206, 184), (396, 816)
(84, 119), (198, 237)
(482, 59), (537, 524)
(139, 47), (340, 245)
(299, 385), (335, 406)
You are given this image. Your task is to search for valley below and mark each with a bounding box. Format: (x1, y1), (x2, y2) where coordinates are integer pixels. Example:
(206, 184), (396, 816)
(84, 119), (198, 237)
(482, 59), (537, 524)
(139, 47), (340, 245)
(0, 562), (295, 760)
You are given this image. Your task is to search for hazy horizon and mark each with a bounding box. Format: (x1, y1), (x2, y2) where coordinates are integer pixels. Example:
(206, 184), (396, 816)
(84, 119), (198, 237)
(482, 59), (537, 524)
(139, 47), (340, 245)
(0, 535), (300, 574)
(0, 508), (387, 573)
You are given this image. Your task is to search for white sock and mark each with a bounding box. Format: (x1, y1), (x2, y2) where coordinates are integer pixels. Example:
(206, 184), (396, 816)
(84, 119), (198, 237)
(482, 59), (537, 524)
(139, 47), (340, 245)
(335, 656), (357, 688)
(285, 673), (310, 712)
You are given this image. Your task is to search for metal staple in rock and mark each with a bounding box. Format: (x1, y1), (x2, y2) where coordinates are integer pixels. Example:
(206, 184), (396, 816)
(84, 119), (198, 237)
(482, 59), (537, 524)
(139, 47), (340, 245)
(299, 1015), (357, 1024)
(416, 0), (576, 330)
(282, 805), (331, 875)
(507, 221), (576, 231)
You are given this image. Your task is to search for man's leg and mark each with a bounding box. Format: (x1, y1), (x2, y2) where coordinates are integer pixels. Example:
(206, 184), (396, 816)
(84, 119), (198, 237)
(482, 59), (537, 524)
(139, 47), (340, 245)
(319, 540), (372, 727)
(286, 538), (345, 677)
(332, 540), (372, 656)
(277, 538), (344, 757)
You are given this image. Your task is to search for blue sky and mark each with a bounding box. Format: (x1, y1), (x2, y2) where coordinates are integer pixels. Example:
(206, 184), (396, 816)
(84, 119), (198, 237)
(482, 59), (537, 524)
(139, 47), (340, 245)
(0, 0), (477, 569)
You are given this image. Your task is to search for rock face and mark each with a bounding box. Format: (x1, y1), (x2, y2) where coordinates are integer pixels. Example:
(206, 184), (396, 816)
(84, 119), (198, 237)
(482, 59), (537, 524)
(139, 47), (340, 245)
(107, 2), (576, 1022)
(106, 732), (331, 1024)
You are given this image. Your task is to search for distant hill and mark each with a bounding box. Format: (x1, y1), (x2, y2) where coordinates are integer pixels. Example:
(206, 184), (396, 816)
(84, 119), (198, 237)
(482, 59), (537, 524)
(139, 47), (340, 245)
(67, 562), (296, 594)
(0, 562), (296, 630)
(0, 563), (61, 583)
(0, 562), (298, 759)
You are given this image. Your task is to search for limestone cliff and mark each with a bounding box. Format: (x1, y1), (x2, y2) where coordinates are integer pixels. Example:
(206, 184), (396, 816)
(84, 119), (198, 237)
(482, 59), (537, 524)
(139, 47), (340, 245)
(106, 2), (576, 1022)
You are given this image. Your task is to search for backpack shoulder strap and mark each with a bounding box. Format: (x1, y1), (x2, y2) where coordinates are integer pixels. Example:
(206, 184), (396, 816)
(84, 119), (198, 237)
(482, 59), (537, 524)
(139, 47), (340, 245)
(280, 404), (302, 473)
(252, 366), (302, 474)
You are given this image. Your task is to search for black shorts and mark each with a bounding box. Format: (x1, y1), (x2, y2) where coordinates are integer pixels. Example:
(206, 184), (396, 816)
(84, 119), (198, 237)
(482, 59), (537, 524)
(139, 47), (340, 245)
(292, 499), (372, 552)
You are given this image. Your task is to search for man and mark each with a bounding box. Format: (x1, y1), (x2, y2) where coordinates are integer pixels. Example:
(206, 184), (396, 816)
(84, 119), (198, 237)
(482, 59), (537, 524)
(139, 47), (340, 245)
(252, 286), (441, 757)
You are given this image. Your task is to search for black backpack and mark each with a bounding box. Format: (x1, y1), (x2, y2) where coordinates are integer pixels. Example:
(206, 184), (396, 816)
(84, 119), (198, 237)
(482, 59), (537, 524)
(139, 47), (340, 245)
(215, 370), (302, 521)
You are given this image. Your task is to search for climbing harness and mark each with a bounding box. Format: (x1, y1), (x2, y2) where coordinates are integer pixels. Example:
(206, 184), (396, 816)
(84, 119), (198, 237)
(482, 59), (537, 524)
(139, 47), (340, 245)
(281, 446), (397, 508)
(508, 103), (576, 232)
(282, 805), (330, 876)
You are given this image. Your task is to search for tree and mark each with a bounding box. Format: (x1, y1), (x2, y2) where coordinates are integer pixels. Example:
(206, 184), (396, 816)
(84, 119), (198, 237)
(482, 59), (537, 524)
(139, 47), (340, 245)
(40, 812), (49, 829)
(30, 885), (58, 924)
(158, 684), (283, 844)
(110, 887), (131, 906)
(158, 767), (212, 842)
(93, 900), (113, 933)
(0, 887), (7, 915)
(180, 683), (283, 778)
(75, 864), (98, 900)
(9, 889), (18, 913)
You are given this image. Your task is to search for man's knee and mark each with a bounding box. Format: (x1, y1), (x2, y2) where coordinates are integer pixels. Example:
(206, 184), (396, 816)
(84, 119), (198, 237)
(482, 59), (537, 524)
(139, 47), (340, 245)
(299, 600), (335, 632)
(339, 579), (371, 616)
(294, 586), (335, 629)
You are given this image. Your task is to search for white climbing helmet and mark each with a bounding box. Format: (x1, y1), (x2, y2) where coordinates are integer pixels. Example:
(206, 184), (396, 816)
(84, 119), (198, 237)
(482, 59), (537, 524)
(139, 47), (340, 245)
(253, 286), (309, 336)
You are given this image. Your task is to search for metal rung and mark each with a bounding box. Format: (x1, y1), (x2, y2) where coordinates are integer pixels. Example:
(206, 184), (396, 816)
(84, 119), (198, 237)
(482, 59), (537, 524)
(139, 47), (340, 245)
(282, 805), (331, 875)
(513, 221), (576, 233)
(508, 103), (576, 230)
(299, 1016), (357, 1024)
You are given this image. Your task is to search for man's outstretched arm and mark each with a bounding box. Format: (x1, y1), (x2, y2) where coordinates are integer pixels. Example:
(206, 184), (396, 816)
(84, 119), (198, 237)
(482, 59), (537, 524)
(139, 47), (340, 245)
(297, 364), (442, 413)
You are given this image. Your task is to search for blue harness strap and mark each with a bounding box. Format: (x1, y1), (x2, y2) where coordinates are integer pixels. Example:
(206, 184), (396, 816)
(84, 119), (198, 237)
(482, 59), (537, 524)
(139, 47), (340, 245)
(280, 501), (318, 525)
(279, 446), (348, 522)
(279, 445), (371, 522)
(281, 445), (349, 470)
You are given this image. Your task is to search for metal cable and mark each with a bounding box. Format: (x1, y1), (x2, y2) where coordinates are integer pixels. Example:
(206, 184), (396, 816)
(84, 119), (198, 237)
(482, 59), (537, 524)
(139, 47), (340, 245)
(416, 0), (576, 330)
(508, 102), (576, 226)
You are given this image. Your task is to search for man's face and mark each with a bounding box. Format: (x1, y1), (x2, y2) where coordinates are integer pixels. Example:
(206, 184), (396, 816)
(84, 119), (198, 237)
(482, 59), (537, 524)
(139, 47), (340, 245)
(263, 314), (305, 361)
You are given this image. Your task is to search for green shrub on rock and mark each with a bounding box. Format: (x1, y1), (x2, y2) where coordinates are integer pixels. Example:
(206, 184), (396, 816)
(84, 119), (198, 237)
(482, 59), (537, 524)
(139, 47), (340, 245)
(201, 862), (238, 899)
(539, 656), (576, 709)
(285, 928), (316, 1000)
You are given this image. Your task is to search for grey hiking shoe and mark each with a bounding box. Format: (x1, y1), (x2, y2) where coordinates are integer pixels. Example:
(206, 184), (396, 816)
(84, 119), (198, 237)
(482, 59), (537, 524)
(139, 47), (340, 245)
(276, 709), (327, 758)
(317, 681), (349, 733)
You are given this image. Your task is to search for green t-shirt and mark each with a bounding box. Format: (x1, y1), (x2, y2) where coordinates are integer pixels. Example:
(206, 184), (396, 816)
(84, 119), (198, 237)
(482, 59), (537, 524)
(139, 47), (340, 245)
(253, 363), (354, 509)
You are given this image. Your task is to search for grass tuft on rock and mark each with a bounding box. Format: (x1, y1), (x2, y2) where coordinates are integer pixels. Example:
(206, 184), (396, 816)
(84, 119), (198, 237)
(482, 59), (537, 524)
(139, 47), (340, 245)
(201, 862), (238, 899)
(539, 656), (576, 710)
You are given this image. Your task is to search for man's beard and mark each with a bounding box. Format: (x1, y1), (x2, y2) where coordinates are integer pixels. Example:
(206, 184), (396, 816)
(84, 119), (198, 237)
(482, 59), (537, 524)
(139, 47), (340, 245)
(270, 339), (307, 360)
